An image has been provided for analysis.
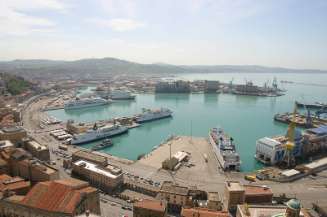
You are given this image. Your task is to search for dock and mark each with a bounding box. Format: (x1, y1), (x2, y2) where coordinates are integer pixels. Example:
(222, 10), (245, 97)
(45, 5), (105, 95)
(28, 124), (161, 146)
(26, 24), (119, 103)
(274, 112), (327, 128)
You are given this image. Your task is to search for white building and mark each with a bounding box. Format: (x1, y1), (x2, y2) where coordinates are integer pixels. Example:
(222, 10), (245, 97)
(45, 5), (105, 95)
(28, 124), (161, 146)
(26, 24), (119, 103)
(255, 137), (285, 165)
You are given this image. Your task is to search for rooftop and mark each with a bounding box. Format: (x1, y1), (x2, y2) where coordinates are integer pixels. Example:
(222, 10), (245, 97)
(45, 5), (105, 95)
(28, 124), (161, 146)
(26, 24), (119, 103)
(160, 181), (189, 196)
(74, 160), (121, 179)
(20, 178), (95, 214)
(0, 126), (25, 133)
(258, 137), (281, 148)
(181, 208), (229, 217)
(134, 199), (166, 212)
(226, 181), (244, 192)
(208, 192), (221, 202)
(244, 185), (273, 195)
(27, 140), (48, 151)
(73, 150), (107, 164)
(0, 174), (30, 193)
(281, 169), (301, 177)
(304, 157), (327, 170)
(0, 140), (14, 149)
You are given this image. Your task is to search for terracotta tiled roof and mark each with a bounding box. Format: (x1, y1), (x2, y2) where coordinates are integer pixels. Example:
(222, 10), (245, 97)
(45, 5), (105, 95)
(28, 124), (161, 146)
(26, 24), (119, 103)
(134, 199), (166, 212)
(244, 185), (273, 195)
(0, 174), (30, 193)
(181, 208), (229, 217)
(20, 179), (95, 214)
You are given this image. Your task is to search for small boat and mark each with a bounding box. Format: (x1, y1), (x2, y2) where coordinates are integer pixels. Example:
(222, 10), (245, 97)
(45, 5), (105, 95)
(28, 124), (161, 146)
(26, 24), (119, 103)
(91, 139), (113, 151)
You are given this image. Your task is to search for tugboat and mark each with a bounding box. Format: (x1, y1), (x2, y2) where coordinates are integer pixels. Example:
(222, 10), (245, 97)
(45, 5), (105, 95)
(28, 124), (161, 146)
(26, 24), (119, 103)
(91, 139), (113, 151)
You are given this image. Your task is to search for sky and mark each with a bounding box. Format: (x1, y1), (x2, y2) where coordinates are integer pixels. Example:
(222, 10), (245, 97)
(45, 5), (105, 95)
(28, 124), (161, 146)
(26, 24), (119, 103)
(0, 0), (327, 69)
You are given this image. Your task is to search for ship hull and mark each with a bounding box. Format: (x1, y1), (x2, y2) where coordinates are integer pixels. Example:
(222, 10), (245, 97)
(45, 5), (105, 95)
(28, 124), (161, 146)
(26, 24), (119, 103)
(64, 101), (109, 110)
(71, 127), (127, 145)
(136, 113), (172, 123)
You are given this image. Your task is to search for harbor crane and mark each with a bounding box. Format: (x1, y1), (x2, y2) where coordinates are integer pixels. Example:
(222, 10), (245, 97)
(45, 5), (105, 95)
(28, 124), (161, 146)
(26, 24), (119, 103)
(282, 103), (297, 168)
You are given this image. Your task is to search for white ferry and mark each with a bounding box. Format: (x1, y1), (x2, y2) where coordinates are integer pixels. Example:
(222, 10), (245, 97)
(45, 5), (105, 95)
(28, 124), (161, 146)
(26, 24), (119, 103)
(64, 98), (109, 110)
(209, 127), (241, 171)
(71, 124), (128, 145)
(109, 90), (135, 100)
(135, 108), (172, 123)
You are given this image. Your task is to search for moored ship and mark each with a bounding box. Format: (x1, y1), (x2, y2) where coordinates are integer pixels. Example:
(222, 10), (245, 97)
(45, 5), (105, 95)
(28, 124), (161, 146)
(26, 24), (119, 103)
(71, 124), (128, 145)
(135, 108), (173, 123)
(209, 127), (241, 171)
(64, 97), (110, 110)
(91, 139), (113, 151)
(109, 90), (135, 100)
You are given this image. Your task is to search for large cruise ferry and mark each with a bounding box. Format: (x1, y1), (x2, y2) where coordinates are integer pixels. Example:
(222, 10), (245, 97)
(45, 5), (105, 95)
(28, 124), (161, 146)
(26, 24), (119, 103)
(209, 127), (241, 171)
(135, 108), (172, 123)
(71, 124), (128, 145)
(64, 98), (109, 110)
(109, 90), (135, 100)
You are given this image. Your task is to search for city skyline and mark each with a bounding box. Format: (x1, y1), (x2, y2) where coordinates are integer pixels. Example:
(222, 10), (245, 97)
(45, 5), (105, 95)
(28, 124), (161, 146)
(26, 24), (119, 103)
(1, 0), (327, 70)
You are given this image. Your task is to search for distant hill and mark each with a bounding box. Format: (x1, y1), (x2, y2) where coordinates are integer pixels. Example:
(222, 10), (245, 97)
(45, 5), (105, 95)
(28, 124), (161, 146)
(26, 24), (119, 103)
(0, 58), (326, 80)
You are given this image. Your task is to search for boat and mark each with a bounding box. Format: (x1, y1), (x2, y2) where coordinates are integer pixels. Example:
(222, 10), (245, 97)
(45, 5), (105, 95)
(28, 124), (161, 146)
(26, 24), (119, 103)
(209, 127), (241, 171)
(295, 101), (327, 109)
(91, 139), (113, 151)
(109, 90), (135, 100)
(135, 108), (173, 123)
(71, 124), (128, 145)
(64, 97), (110, 110)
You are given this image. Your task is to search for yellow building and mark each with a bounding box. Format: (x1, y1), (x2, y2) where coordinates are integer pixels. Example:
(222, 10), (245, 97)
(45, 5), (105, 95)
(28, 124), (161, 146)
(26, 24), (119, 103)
(223, 181), (245, 212)
(159, 181), (189, 213)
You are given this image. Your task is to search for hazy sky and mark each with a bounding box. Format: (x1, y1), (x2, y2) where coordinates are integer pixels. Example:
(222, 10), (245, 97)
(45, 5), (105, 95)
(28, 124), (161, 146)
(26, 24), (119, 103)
(0, 0), (327, 69)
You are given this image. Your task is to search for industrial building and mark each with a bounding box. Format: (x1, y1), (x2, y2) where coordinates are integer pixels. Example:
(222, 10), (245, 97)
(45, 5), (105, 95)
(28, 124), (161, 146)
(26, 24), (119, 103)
(302, 125), (327, 156)
(72, 160), (123, 193)
(204, 80), (220, 93)
(155, 80), (191, 93)
(255, 130), (303, 165)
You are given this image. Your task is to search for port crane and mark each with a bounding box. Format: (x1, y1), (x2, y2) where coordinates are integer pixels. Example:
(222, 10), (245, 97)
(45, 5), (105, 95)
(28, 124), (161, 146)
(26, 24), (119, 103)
(282, 103), (297, 168)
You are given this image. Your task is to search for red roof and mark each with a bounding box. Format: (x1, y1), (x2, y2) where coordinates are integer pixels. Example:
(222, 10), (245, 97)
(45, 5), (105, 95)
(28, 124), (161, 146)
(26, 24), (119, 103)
(181, 208), (229, 217)
(20, 179), (95, 214)
(0, 174), (30, 193)
(244, 185), (273, 195)
(134, 199), (166, 212)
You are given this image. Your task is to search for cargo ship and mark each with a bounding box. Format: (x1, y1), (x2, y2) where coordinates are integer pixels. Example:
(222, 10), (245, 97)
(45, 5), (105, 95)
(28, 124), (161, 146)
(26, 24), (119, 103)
(71, 124), (128, 145)
(91, 139), (113, 151)
(209, 127), (241, 171)
(135, 108), (172, 123)
(64, 98), (110, 110)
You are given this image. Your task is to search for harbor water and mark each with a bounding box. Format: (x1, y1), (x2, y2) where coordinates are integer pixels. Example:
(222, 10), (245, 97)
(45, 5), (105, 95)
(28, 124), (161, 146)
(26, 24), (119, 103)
(47, 73), (327, 171)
